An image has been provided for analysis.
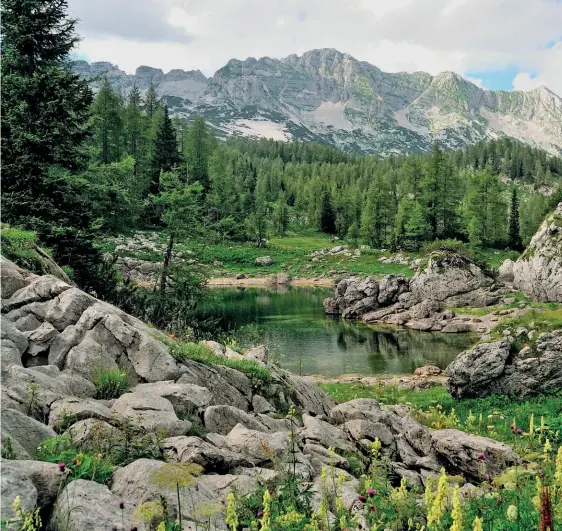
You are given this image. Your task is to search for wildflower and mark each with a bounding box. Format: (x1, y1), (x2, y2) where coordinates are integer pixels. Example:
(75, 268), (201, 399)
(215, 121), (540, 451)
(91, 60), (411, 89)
(257, 511), (263, 518)
(555, 446), (562, 488)
(477, 453), (486, 461)
(194, 483), (199, 491)
(12, 496), (21, 512)
(506, 505), (518, 521)
(259, 489), (271, 531)
(225, 492), (238, 531)
(472, 516), (484, 531)
(358, 495), (367, 502)
(156, 523), (166, 531)
(529, 413), (535, 437)
(371, 438), (382, 459)
(58, 462), (66, 472)
(118, 501), (125, 510)
(339, 515), (346, 530)
(516, 428), (523, 435)
(367, 488), (376, 497)
(72, 457), (78, 465)
(496, 497), (502, 503)
(450, 485), (463, 531)
(424, 477), (434, 510)
(427, 469), (447, 528)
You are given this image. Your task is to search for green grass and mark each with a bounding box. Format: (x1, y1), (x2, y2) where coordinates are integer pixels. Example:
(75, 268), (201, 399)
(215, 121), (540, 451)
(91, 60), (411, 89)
(320, 383), (562, 453)
(170, 342), (273, 385)
(93, 367), (129, 399)
(0, 224), (47, 273)
(491, 307), (562, 347)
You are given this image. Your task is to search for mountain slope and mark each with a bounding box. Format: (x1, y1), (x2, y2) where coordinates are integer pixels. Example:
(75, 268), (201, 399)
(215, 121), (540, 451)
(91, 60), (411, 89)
(73, 49), (562, 156)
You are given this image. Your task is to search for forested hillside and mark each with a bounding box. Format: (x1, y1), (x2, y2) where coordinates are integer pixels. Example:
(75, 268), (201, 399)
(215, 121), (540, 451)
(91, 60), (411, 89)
(2, 0), (561, 333)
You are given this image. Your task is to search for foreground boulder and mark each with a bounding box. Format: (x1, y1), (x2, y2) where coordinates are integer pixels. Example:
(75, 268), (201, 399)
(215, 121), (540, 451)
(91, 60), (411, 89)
(513, 202), (562, 302)
(446, 330), (562, 398)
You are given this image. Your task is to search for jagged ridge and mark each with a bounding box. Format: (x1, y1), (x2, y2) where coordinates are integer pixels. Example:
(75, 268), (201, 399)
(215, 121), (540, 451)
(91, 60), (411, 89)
(73, 48), (562, 156)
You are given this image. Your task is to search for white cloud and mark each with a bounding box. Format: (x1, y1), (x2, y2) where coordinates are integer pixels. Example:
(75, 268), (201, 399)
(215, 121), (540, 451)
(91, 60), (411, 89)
(68, 0), (562, 96)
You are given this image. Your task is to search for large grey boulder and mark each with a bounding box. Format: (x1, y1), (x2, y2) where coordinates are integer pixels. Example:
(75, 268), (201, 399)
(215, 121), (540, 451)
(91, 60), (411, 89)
(49, 397), (119, 430)
(410, 252), (493, 302)
(498, 259), (515, 283)
(446, 331), (562, 398)
(134, 381), (213, 417)
(0, 257), (36, 298)
(203, 405), (268, 435)
(1, 316), (27, 375)
(513, 203), (562, 302)
(50, 479), (133, 531)
(162, 436), (254, 472)
(1, 408), (57, 459)
(1, 460), (66, 522)
(431, 429), (518, 480)
(301, 414), (354, 452)
(3, 275), (70, 313)
(112, 391), (190, 437)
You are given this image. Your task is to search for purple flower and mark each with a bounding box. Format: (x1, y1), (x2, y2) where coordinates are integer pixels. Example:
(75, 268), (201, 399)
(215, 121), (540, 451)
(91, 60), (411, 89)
(516, 428), (523, 435)
(367, 488), (376, 497)
(118, 501), (125, 510)
(194, 483), (199, 491)
(58, 462), (66, 472)
(257, 511), (263, 518)
(130, 528), (138, 531)
(477, 453), (486, 461)
(358, 495), (367, 503)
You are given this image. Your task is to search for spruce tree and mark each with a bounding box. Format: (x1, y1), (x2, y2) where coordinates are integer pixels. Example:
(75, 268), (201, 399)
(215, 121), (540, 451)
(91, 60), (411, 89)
(186, 114), (210, 192)
(319, 190), (336, 234)
(1, 0), (114, 294)
(508, 187), (523, 251)
(150, 107), (180, 195)
(145, 83), (159, 118)
(91, 76), (124, 164)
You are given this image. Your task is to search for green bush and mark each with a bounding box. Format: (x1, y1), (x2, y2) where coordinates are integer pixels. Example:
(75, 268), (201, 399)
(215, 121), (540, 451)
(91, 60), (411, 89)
(0, 224), (45, 273)
(93, 367), (129, 399)
(36, 435), (114, 485)
(170, 342), (273, 385)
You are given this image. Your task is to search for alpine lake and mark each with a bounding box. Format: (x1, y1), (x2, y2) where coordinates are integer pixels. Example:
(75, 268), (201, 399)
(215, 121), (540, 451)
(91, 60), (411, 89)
(196, 285), (477, 378)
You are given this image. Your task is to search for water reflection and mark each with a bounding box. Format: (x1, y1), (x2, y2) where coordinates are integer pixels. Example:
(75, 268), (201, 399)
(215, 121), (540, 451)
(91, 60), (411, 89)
(197, 286), (476, 378)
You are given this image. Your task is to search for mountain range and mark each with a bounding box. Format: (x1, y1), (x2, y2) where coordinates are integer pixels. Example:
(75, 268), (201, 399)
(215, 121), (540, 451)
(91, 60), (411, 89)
(73, 48), (562, 156)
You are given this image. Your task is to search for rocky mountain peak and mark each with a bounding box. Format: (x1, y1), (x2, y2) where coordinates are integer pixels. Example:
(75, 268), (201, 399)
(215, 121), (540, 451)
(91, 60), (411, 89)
(73, 49), (562, 156)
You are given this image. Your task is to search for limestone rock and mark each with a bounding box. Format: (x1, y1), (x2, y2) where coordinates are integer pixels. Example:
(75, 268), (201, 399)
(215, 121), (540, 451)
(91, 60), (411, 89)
(301, 414), (354, 452)
(446, 331), (562, 398)
(50, 479), (133, 531)
(49, 397), (118, 430)
(431, 429), (518, 480)
(112, 391), (190, 437)
(244, 344), (269, 363)
(513, 203), (562, 302)
(1, 460), (66, 521)
(255, 256), (273, 266)
(0, 257), (35, 298)
(203, 405), (268, 435)
(1, 408), (57, 459)
(498, 259), (515, 283)
(133, 381), (213, 416)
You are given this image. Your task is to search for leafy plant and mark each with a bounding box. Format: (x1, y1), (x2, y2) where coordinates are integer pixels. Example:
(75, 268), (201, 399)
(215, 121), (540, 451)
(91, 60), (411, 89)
(93, 366), (129, 399)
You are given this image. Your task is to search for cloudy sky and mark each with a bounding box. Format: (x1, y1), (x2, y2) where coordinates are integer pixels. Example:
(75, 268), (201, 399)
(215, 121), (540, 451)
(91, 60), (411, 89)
(68, 0), (562, 95)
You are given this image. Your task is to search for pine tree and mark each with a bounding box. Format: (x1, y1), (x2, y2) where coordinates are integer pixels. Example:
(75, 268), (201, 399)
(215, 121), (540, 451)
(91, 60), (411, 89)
(319, 190), (336, 234)
(1, 0), (114, 294)
(145, 83), (159, 118)
(150, 107), (180, 195)
(91, 76), (124, 164)
(508, 187), (523, 251)
(186, 114), (210, 192)
(124, 84), (144, 161)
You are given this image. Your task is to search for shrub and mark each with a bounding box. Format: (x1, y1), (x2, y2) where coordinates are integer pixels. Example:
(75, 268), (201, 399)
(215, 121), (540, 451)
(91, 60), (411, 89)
(36, 435), (114, 485)
(93, 367), (129, 399)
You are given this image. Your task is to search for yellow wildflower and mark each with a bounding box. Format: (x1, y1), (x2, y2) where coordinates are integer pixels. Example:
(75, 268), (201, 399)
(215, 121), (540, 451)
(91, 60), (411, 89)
(259, 489), (271, 531)
(450, 485), (463, 531)
(225, 492), (238, 531)
(424, 477), (434, 510)
(506, 504), (518, 521)
(472, 516), (484, 531)
(427, 469), (447, 528)
(529, 413), (535, 437)
(555, 446), (562, 488)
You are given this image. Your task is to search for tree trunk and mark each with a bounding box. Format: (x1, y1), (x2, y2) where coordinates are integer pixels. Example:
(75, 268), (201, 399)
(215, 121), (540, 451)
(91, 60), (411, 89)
(160, 231), (174, 292)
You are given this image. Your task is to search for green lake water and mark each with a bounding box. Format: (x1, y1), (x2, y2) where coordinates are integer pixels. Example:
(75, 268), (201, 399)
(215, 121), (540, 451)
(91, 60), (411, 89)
(198, 286), (477, 378)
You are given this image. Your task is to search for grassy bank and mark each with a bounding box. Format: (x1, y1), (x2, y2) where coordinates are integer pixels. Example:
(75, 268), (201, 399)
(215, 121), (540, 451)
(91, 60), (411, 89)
(320, 383), (562, 454)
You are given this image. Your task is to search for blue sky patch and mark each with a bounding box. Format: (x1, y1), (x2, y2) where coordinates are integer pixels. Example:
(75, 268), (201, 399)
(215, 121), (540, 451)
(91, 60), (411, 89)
(465, 65), (531, 91)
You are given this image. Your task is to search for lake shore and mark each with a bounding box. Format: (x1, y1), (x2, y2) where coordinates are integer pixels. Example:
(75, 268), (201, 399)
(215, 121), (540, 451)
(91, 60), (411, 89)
(207, 276), (335, 287)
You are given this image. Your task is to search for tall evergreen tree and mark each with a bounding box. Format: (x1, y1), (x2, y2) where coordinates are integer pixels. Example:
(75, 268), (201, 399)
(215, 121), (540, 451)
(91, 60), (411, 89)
(508, 187), (523, 251)
(319, 190), (336, 234)
(149, 107), (180, 195)
(144, 83), (159, 118)
(91, 76), (124, 164)
(186, 114), (210, 192)
(1, 0), (114, 293)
